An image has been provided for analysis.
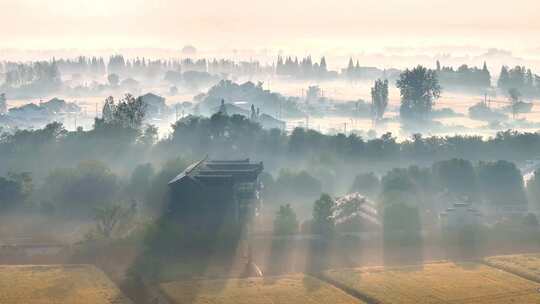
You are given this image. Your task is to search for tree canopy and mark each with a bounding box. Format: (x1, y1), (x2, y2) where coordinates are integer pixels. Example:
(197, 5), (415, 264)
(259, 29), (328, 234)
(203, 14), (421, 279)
(371, 79), (389, 121)
(273, 204), (299, 235)
(312, 194), (335, 236)
(397, 65), (441, 121)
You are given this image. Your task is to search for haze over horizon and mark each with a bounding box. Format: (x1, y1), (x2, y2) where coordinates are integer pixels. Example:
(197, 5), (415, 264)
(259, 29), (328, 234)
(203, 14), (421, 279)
(1, 0), (539, 70)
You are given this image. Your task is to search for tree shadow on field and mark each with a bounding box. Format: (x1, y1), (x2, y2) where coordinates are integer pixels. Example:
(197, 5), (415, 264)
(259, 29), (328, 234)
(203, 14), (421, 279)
(263, 236), (297, 285)
(305, 236), (332, 274)
(382, 203), (425, 268)
(124, 185), (246, 304)
(442, 224), (487, 263)
(302, 235), (332, 293)
(336, 234), (365, 269)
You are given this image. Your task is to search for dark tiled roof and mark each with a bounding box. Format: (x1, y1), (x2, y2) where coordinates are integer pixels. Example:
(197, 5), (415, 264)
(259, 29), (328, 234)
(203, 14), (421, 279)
(168, 158), (263, 186)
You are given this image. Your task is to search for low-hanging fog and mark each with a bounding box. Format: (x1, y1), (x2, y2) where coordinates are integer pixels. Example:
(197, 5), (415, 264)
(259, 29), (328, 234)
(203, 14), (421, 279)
(1, 1), (540, 303)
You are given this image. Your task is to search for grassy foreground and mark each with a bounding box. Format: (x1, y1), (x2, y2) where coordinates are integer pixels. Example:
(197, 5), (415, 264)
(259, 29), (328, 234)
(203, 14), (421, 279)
(0, 264), (132, 304)
(324, 261), (540, 304)
(160, 274), (365, 304)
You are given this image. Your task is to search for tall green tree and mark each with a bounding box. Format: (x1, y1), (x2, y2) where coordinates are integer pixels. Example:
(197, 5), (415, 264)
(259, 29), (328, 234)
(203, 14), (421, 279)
(346, 58), (355, 77)
(312, 194), (335, 236)
(371, 79), (389, 121)
(349, 172), (380, 198)
(498, 66), (510, 88)
(113, 94), (147, 129)
(0, 172), (32, 210)
(319, 57), (327, 74)
(273, 204), (299, 235)
(396, 65), (441, 121)
(41, 160), (118, 216)
(508, 88), (522, 118)
(432, 159), (478, 201)
(482, 61), (491, 87)
(477, 160), (527, 207)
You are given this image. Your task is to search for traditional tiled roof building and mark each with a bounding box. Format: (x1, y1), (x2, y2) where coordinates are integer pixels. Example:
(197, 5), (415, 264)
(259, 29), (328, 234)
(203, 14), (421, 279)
(168, 158), (263, 233)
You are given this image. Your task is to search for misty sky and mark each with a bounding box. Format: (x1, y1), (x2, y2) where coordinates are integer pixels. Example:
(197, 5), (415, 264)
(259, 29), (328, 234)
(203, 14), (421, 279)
(1, 0), (539, 60)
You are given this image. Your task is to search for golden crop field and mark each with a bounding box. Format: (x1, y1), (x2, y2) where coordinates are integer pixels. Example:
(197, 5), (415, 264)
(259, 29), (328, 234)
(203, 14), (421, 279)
(324, 261), (540, 304)
(485, 253), (540, 282)
(159, 274), (365, 304)
(0, 264), (132, 304)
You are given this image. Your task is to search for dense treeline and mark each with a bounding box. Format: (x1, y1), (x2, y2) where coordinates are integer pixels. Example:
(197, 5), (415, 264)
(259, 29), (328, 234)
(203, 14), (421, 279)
(107, 55), (266, 78)
(498, 65), (540, 97)
(6, 54), (535, 92)
(55, 56), (106, 76)
(276, 55), (336, 79)
(379, 159), (528, 211)
(4, 113), (540, 181)
(0, 55), (268, 83)
(436, 61), (491, 91)
(0, 61), (61, 96)
(2, 110), (540, 219)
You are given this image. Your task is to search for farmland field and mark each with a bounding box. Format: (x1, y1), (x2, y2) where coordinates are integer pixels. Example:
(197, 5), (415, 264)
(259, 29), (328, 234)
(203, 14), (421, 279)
(324, 261), (540, 304)
(159, 274), (365, 304)
(485, 253), (540, 282)
(0, 264), (132, 304)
